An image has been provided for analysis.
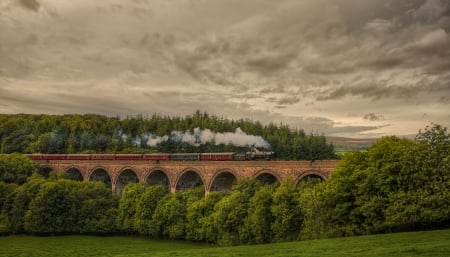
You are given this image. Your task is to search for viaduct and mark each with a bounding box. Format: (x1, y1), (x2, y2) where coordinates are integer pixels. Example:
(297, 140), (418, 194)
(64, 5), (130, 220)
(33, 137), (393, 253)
(33, 159), (339, 194)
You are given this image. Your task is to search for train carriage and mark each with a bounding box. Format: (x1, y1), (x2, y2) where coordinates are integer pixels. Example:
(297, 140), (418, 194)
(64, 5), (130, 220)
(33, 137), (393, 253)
(114, 154), (142, 160)
(142, 153), (171, 161)
(90, 154), (116, 160)
(66, 154), (91, 160)
(200, 152), (234, 161)
(170, 153), (201, 161)
(42, 154), (67, 160)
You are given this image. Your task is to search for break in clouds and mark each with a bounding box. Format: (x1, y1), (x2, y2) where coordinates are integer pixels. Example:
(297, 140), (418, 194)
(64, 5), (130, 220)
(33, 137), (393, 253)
(0, 0), (449, 137)
(129, 127), (271, 149)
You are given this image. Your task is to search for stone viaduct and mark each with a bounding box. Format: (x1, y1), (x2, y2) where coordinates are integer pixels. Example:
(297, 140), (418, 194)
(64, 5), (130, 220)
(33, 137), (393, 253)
(33, 159), (339, 194)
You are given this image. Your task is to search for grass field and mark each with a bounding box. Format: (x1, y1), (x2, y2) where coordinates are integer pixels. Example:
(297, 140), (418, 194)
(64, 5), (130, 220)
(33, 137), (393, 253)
(1, 229), (449, 257)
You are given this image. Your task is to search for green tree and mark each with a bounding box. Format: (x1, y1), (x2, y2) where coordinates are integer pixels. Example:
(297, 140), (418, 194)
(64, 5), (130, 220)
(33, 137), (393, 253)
(0, 182), (17, 233)
(212, 179), (261, 245)
(243, 185), (275, 244)
(300, 124), (450, 239)
(185, 191), (226, 242)
(24, 180), (77, 234)
(0, 153), (39, 184)
(117, 183), (147, 233)
(75, 181), (119, 234)
(151, 194), (187, 239)
(271, 179), (302, 242)
(134, 185), (168, 236)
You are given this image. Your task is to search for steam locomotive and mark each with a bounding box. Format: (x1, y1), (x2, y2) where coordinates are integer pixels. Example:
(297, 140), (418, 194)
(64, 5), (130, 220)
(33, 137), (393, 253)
(26, 150), (276, 162)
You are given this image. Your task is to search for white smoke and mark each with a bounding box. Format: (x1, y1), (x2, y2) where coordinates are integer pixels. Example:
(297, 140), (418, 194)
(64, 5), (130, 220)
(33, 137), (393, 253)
(146, 135), (169, 146)
(145, 127), (270, 148)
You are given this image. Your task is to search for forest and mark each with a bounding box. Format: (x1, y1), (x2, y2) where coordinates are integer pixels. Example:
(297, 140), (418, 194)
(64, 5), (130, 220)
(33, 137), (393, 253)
(0, 112), (335, 160)
(0, 123), (448, 245)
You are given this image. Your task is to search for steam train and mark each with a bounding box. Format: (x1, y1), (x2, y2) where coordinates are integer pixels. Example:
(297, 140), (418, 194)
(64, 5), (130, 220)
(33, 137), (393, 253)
(26, 150), (276, 162)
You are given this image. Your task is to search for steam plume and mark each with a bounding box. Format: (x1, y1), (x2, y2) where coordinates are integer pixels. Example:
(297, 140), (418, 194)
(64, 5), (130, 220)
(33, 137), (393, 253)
(146, 127), (270, 148)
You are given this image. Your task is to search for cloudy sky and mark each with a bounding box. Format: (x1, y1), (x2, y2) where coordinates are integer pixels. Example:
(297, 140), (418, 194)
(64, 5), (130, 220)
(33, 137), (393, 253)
(0, 0), (449, 138)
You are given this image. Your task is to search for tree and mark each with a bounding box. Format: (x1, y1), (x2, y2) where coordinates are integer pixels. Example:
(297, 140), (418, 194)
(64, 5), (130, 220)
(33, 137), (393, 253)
(0, 153), (39, 184)
(185, 191), (226, 242)
(212, 179), (261, 245)
(271, 179), (302, 242)
(117, 183), (147, 233)
(134, 185), (168, 236)
(75, 181), (119, 234)
(0, 182), (17, 233)
(24, 180), (78, 234)
(242, 185), (275, 244)
(300, 124), (450, 239)
(5, 174), (45, 233)
(151, 194), (186, 239)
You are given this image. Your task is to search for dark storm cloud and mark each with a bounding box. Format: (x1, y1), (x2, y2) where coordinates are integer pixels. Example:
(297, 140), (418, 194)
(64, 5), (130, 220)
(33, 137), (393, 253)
(277, 96), (300, 105)
(18, 0), (40, 12)
(1, 0), (449, 137)
(246, 52), (296, 75)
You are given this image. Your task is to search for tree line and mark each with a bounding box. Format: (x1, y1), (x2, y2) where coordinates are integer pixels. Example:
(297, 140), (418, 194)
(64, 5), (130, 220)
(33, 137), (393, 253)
(0, 124), (448, 245)
(0, 112), (336, 160)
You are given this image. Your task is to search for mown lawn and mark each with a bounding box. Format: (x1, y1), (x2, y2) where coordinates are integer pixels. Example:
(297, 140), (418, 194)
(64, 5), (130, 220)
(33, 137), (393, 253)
(1, 229), (449, 257)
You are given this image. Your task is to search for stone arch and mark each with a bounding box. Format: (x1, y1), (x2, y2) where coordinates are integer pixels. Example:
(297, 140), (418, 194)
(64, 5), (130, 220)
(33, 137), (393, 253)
(115, 167), (139, 195)
(296, 170), (327, 184)
(209, 169), (237, 192)
(145, 168), (170, 189)
(65, 166), (83, 181)
(254, 169), (281, 185)
(88, 166), (112, 189)
(38, 166), (53, 178)
(175, 168), (205, 192)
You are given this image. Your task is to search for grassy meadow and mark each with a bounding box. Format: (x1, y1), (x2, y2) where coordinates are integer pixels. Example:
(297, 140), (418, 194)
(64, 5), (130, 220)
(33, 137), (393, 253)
(0, 229), (449, 257)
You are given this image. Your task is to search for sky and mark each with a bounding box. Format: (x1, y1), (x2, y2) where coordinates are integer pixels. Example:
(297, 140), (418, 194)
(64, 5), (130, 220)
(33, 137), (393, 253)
(0, 0), (449, 138)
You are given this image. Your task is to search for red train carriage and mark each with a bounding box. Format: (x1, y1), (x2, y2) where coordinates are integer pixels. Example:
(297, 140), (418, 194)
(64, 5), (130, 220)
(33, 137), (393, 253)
(90, 154), (116, 160)
(42, 154), (67, 160)
(66, 154), (91, 160)
(200, 152), (234, 161)
(114, 154), (143, 160)
(142, 153), (171, 161)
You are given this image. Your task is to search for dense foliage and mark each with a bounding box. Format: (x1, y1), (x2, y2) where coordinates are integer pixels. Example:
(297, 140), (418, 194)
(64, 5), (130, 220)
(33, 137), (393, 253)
(0, 153), (39, 184)
(0, 173), (118, 235)
(300, 124), (450, 239)
(0, 112), (336, 160)
(115, 179), (304, 245)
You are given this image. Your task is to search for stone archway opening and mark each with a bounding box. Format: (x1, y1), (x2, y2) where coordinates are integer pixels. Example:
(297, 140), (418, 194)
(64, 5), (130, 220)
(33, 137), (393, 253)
(176, 170), (204, 192)
(146, 170), (169, 188)
(210, 171), (237, 192)
(116, 169), (139, 195)
(66, 167), (83, 181)
(296, 174), (325, 190)
(39, 167), (53, 178)
(255, 172), (279, 185)
(89, 168), (112, 188)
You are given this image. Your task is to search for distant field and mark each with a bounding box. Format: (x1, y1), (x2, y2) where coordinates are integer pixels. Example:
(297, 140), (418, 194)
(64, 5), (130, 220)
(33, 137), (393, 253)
(326, 136), (377, 148)
(1, 229), (449, 257)
(327, 136), (377, 156)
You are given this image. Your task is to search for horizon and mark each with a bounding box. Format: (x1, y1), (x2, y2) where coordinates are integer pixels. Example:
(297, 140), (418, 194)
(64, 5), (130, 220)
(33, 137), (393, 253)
(1, 0), (449, 138)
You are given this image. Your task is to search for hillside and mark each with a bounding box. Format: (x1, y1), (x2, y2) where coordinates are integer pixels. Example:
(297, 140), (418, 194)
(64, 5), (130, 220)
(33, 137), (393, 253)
(326, 136), (378, 149)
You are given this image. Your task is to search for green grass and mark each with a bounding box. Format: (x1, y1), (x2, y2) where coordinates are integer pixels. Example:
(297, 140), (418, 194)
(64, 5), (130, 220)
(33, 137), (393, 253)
(1, 229), (449, 257)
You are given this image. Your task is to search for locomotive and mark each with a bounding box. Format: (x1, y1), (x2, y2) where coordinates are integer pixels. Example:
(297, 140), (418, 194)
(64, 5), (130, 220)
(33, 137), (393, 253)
(26, 149), (276, 161)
